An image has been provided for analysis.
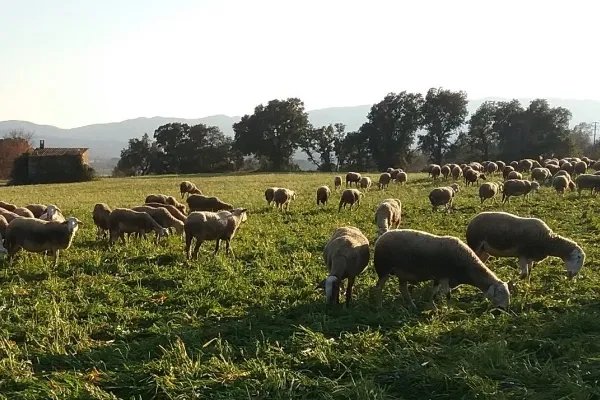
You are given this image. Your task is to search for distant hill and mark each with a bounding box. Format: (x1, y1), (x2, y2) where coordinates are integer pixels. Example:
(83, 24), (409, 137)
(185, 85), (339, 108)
(1, 97), (598, 161)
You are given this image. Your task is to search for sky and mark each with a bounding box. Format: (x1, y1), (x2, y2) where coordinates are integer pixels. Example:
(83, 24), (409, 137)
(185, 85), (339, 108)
(0, 0), (598, 129)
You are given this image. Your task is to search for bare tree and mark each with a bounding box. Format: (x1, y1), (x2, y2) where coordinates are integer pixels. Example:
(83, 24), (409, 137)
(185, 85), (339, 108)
(3, 128), (34, 147)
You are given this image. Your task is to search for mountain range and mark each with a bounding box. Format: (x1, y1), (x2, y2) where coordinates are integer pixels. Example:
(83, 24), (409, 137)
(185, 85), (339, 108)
(1, 98), (599, 162)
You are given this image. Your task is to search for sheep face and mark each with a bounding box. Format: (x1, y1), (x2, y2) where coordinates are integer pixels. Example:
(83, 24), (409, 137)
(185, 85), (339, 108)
(231, 208), (248, 223)
(530, 181), (540, 193)
(325, 275), (340, 304)
(66, 217), (83, 234)
(484, 281), (510, 310)
(563, 247), (585, 278)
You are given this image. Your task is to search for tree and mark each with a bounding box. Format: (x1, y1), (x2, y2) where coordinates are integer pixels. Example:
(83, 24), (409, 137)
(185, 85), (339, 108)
(337, 130), (374, 171)
(153, 123), (191, 173)
(466, 101), (499, 160)
(360, 92), (424, 170)
(115, 133), (160, 176)
(493, 99), (526, 161)
(0, 129), (34, 179)
(233, 98), (310, 171)
(419, 87), (469, 164)
(300, 123), (345, 171)
(570, 122), (594, 156)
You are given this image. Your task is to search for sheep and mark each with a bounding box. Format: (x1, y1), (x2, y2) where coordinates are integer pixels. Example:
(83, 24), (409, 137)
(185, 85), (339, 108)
(506, 170), (522, 180)
(496, 160), (506, 171)
(273, 188), (296, 211)
(375, 198), (402, 238)
(316, 185), (331, 206)
(574, 161), (587, 176)
(552, 175), (575, 195)
(359, 176), (372, 190)
(531, 167), (551, 183)
(333, 176), (342, 190)
(4, 216), (83, 267)
(486, 162), (498, 175)
(553, 170), (571, 180)
(518, 159), (533, 172)
(390, 169), (402, 180)
(25, 204), (54, 218)
(373, 229), (511, 310)
(338, 189), (364, 212)
(428, 183), (459, 212)
(451, 166), (462, 180)
(184, 208), (248, 258)
(440, 165), (451, 179)
(92, 203), (112, 240)
(143, 202), (187, 222)
(0, 215), (7, 239)
(395, 171), (408, 185)
(316, 226), (370, 305)
(386, 167), (394, 174)
(179, 181), (202, 198)
(264, 187), (279, 206)
(546, 163), (560, 175)
(430, 164), (441, 180)
(40, 205), (65, 222)
(0, 201), (17, 212)
(464, 169), (486, 186)
(345, 172), (362, 187)
(132, 205), (185, 235)
(509, 161), (519, 169)
(502, 165), (515, 179)
(0, 209), (22, 224)
(479, 182), (501, 204)
(561, 161), (575, 175)
(501, 179), (539, 203)
(466, 211), (585, 279)
(378, 173), (392, 189)
(574, 174), (600, 196)
(145, 194), (187, 214)
(12, 207), (35, 218)
(187, 194), (234, 212)
(108, 208), (169, 245)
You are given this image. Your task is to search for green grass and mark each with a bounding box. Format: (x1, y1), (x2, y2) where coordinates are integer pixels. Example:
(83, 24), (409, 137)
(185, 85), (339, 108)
(0, 172), (600, 399)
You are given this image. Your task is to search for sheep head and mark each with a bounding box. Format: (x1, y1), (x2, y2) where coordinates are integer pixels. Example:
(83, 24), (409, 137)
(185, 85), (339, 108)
(484, 281), (510, 310)
(231, 208), (248, 223)
(65, 217), (83, 233)
(563, 245), (585, 279)
(324, 275), (340, 304)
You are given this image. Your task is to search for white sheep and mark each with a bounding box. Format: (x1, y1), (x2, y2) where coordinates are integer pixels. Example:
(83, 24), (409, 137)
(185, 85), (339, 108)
(466, 211), (585, 279)
(92, 203), (112, 240)
(132, 205), (185, 235)
(184, 208), (248, 258)
(3, 216), (83, 266)
(374, 198), (402, 238)
(273, 188), (296, 211)
(345, 172), (362, 187)
(552, 175), (575, 195)
(316, 185), (331, 206)
(338, 189), (364, 212)
(501, 179), (539, 203)
(373, 229), (511, 310)
(40, 205), (65, 222)
(478, 182), (502, 204)
(395, 171), (408, 185)
(316, 226), (370, 305)
(378, 173), (392, 189)
(359, 176), (372, 190)
(108, 208), (169, 245)
(428, 183), (459, 212)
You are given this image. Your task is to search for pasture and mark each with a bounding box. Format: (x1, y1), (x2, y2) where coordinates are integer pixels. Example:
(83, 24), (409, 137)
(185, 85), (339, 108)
(0, 172), (599, 399)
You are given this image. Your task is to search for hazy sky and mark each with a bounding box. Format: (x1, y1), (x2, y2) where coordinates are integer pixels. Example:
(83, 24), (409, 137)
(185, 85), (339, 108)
(1, 0), (598, 128)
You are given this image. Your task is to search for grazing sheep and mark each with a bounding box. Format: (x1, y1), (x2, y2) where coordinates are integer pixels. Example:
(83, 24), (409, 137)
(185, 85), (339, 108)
(502, 165), (515, 180)
(509, 161), (519, 169)
(561, 162), (575, 175)
(546, 163), (560, 175)
(108, 208), (169, 245)
(552, 175), (576, 195)
(264, 187), (279, 206)
(333, 176), (342, 190)
(316, 226), (370, 305)
(25, 204), (49, 218)
(441, 165), (451, 179)
(430, 164), (441, 180)
(145, 194), (187, 214)
(574, 161), (587, 176)
(496, 161), (506, 171)
(316, 185), (331, 206)
(518, 159), (533, 172)
(479, 182), (501, 204)
(451, 166), (462, 180)
(4, 216), (83, 267)
(184, 208), (248, 258)
(132, 205), (185, 235)
(501, 179), (539, 203)
(378, 173), (392, 189)
(273, 188), (296, 211)
(0, 201), (17, 212)
(40, 205), (65, 222)
(12, 207), (35, 218)
(345, 172), (362, 187)
(0, 209), (21, 224)
(506, 170), (522, 180)
(386, 167), (394, 174)
(373, 229), (511, 310)
(187, 194), (234, 212)
(144, 202), (187, 222)
(574, 174), (600, 196)
(179, 181), (202, 198)
(464, 169), (486, 186)
(531, 167), (551, 183)
(92, 203), (112, 240)
(0, 215), (7, 239)
(466, 211), (585, 279)
(486, 162), (498, 175)
(359, 176), (372, 190)
(375, 198), (402, 237)
(395, 171), (408, 185)
(390, 169), (402, 180)
(429, 184), (459, 212)
(338, 189), (364, 212)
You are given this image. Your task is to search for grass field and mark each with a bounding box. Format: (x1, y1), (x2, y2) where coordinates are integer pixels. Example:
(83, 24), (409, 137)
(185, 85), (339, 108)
(0, 172), (600, 399)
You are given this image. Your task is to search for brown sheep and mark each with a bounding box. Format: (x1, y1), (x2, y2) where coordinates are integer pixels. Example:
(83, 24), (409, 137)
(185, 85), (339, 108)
(440, 165), (451, 179)
(338, 189), (364, 212)
(186, 194), (234, 212)
(144, 202), (187, 222)
(345, 172), (362, 187)
(92, 203), (112, 239)
(316, 185), (331, 206)
(179, 181), (202, 198)
(507, 170), (522, 180)
(378, 173), (392, 189)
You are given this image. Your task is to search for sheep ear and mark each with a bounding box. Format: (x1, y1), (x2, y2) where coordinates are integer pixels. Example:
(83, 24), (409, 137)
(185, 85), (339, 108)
(240, 208), (248, 213)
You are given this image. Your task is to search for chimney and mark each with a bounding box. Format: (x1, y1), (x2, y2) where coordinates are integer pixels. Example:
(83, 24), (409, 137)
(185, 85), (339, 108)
(39, 140), (45, 149)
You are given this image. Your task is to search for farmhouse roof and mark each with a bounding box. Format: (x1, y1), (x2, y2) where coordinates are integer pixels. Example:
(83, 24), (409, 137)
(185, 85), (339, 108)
(30, 148), (89, 157)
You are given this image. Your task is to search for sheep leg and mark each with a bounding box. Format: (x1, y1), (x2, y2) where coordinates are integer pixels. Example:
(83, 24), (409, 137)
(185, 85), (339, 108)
(374, 274), (390, 308)
(214, 239), (220, 254)
(53, 249), (60, 267)
(185, 235), (193, 259)
(398, 279), (417, 310)
(345, 277), (355, 307)
(518, 256), (530, 279)
(192, 240), (203, 259)
(224, 239), (235, 257)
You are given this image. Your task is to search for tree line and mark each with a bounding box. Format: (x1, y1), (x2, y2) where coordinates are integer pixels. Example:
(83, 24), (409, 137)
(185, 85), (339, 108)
(114, 87), (597, 176)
